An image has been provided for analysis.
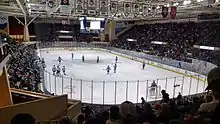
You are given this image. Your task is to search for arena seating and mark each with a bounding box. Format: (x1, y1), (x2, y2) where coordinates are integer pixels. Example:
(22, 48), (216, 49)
(112, 21), (220, 64)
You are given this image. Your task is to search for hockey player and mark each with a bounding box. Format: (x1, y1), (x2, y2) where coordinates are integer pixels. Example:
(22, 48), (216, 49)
(106, 65), (111, 75)
(62, 66), (66, 75)
(56, 65), (61, 76)
(58, 56), (62, 64)
(41, 58), (45, 65)
(97, 56), (99, 63)
(82, 55), (85, 62)
(151, 80), (157, 87)
(150, 81), (157, 96)
(42, 62), (46, 70)
(72, 53), (74, 60)
(142, 61), (146, 70)
(114, 63), (117, 73)
(115, 56), (118, 63)
(52, 65), (56, 75)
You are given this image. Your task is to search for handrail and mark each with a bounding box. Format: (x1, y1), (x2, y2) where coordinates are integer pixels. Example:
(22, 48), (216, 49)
(10, 88), (52, 99)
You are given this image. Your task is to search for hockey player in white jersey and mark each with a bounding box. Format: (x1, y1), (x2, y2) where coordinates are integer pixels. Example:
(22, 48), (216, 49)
(62, 66), (66, 75)
(106, 65), (111, 75)
(52, 65), (56, 75)
(58, 56), (62, 64)
(56, 65), (61, 76)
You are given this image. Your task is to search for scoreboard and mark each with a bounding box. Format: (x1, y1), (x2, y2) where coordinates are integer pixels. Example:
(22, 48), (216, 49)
(79, 17), (105, 34)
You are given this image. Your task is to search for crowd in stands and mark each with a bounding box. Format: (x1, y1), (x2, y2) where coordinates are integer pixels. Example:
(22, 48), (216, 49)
(1, 34), (42, 92)
(75, 68), (220, 124)
(112, 21), (220, 64)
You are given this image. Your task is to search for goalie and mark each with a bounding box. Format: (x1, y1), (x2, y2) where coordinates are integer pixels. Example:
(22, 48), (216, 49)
(149, 81), (157, 96)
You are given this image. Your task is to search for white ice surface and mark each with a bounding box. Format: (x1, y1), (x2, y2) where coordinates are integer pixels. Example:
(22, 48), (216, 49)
(41, 49), (207, 104)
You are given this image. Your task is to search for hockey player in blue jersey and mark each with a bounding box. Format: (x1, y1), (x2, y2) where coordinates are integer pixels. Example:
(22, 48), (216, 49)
(115, 56), (118, 63)
(142, 61), (146, 70)
(62, 66), (66, 75)
(114, 63), (117, 73)
(71, 53), (74, 60)
(56, 65), (61, 76)
(106, 65), (111, 75)
(97, 56), (99, 63)
(52, 65), (56, 75)
(82, 55), (85, 62)
(58, 56), (62, 64)
(41, 58), (45, 65)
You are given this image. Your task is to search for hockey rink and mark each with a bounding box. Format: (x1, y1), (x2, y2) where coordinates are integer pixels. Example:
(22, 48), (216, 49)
(40, 49), (207, 104)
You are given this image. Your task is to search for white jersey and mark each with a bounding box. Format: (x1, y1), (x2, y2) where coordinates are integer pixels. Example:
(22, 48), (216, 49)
(62, 67), (66, 72)
(52, 67), (56, 72)
(57, 67), (61, 72)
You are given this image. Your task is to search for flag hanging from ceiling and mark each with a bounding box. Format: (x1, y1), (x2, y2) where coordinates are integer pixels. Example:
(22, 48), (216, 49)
(132, 3), (139, 17)
(110, 1), (118, 16)
(60, 0), (71, 13)
(170, 6), (177, 19)
(87, 0), (97, 15)
(76, 0), (84, 14)
(46, 0), (59, 13)
(161, 6), (168, 18)
(151, 6), (157, 17)
(99, 0), (108, 16)
(123, 2), (131, 16)
(83, 16), (87, 31)
(142, 4), (148, 17)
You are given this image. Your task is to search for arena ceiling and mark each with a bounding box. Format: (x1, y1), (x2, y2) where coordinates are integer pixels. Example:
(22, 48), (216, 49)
(0, 0), (220, 20)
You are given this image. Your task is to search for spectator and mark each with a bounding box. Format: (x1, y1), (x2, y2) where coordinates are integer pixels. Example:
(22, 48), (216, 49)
(141, 97), (146, 107)
(197, 67), (220, 113)
(177, 92), (183, 101)
(11, 113), (35, 124)
(77, 114), (85, 124)
(106, 106), (121, 124)
(120, 101), (136, 124)
(161, 90), (170, 103)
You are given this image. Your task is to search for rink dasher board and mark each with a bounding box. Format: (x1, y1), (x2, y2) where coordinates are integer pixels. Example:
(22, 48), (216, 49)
(39, 47), (207, 83)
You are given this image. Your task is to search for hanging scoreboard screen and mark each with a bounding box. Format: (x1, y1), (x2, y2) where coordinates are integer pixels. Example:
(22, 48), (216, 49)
(79, 17), (104, 34)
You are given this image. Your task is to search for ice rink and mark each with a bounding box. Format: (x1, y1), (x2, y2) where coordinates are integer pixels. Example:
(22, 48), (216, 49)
(41, 49), (207, 104)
